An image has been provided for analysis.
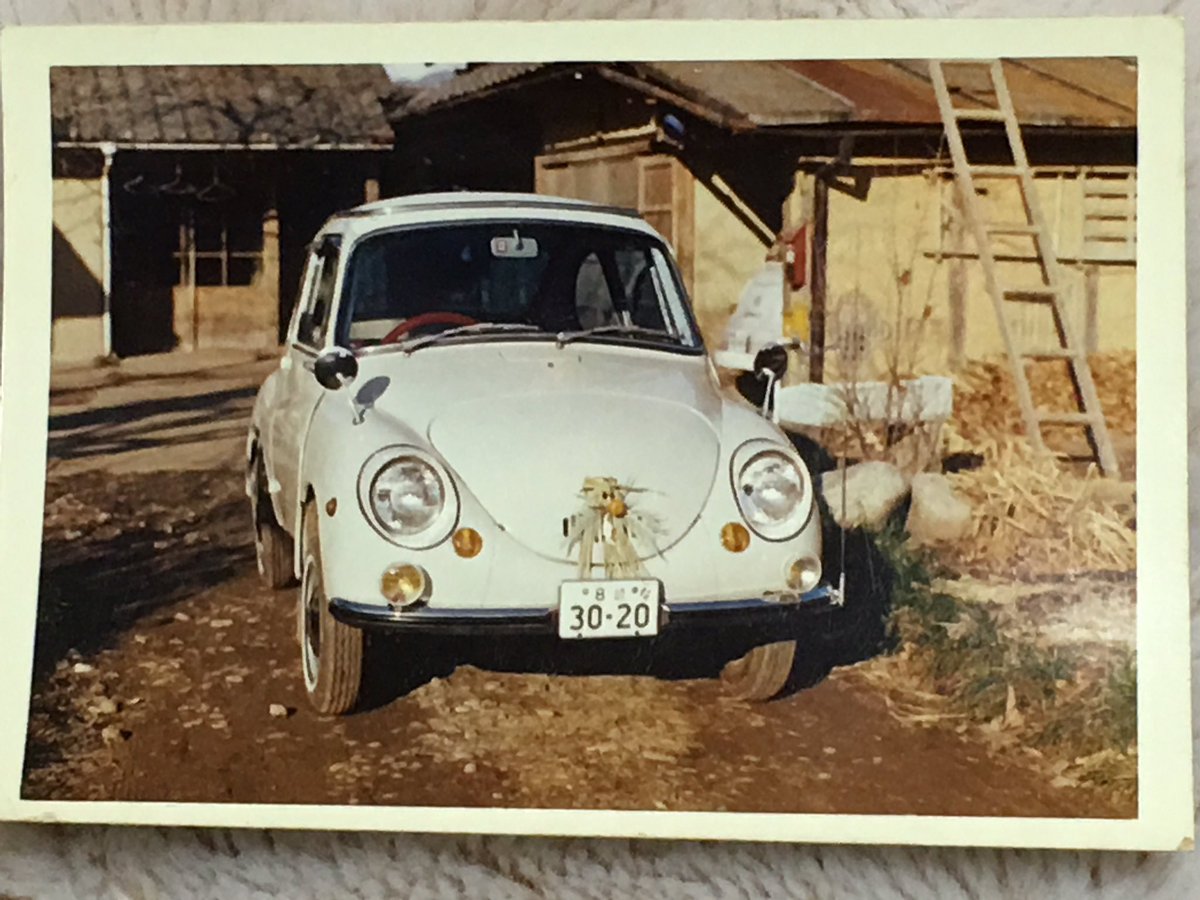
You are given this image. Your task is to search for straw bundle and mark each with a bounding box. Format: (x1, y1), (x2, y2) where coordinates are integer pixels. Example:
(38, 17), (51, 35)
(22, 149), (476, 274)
(943, 439), (1136, 578)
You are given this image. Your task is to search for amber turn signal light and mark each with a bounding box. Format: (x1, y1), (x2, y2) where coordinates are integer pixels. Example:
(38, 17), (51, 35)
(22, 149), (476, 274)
(452, 527), (483, 558)
(787, 556), (822, 592)
(720, 522), (751, 553)
(380, 564), (427, 607)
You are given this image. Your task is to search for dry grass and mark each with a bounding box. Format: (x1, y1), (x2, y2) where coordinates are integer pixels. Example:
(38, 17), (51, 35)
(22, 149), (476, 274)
(936, 351), (1136, 579)
(939, 438), (1136, 578)
(950, 351), (1136, 450)
(854, 528), (1138, 809)
(835, 350), (1139, 807)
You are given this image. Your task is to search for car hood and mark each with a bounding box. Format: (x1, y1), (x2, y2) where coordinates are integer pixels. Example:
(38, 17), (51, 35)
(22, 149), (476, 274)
(356, 342), (724, 562)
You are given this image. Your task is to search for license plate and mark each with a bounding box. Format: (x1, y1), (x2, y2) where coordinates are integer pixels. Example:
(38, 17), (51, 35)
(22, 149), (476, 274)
(557, 579), (660, 639)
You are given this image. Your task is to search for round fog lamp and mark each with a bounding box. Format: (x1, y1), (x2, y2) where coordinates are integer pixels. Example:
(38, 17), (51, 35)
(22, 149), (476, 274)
(787, 557), (822, 593)
(380, 564), (428, 607)
(720, 522), (751, 553)
(452, 527), (483, 558)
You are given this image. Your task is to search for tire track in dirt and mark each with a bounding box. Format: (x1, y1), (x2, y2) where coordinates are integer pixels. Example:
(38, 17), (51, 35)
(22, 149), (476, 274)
(25, 561), (1128, 817)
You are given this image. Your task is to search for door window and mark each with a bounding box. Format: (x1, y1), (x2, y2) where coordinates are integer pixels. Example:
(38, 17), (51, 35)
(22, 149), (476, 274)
(295, 236), (341, 348)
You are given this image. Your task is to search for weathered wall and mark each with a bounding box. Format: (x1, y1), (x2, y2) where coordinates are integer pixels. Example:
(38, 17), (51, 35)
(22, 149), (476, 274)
(172, 284), (278, 350)
(813, 171), (1136, 381)
(690, 176), (773, 345)
(535, 144), (643, 208)
(818, 173), (953, 381)
(51, 178), (106, 363)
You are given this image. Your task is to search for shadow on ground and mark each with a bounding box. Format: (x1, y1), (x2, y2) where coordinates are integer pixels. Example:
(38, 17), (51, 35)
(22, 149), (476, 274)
(34, 466), (253, 681)
(46, 386), (257, 464)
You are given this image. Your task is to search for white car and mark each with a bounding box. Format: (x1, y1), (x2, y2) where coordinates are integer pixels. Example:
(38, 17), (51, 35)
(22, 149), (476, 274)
(248, 192), (843, 714)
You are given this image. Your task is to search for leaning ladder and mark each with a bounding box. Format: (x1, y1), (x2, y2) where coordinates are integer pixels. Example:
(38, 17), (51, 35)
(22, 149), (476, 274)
(928, 59), (1120, 477)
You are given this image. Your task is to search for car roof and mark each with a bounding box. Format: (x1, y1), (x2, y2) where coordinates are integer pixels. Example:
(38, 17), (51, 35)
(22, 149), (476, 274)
(322, 191), (653, 240)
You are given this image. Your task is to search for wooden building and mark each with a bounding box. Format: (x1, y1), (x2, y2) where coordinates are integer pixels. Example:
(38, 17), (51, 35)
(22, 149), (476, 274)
(390, 60), (1137, 382)
(51, 65), (394, 363)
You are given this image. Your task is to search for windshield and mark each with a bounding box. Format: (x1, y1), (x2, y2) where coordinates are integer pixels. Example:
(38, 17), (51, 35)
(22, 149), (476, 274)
(336, 221), (701, 352)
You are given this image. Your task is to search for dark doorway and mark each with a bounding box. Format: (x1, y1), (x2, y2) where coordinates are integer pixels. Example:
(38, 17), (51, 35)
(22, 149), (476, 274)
(109, 155), (179, 356)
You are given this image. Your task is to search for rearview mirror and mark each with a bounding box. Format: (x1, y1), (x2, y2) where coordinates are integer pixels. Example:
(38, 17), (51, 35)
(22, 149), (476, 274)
(491, 232), (538, 258)
(313, 347), (358, 391)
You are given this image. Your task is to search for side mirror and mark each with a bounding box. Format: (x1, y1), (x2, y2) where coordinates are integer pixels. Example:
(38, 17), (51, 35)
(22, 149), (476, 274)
(753, 344), (789, 383)
(751, 343), (789, 422)
(313, 347), (358, 391)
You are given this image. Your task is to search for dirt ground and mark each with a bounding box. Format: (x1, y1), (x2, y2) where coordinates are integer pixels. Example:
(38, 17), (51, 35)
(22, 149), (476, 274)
(22, 354), (1133, 817)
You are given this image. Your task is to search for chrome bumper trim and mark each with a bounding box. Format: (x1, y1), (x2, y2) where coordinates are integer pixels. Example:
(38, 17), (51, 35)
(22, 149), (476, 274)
(329, 584), (837, 635)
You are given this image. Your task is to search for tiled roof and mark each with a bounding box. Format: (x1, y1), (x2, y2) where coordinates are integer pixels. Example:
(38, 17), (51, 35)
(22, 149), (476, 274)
(52, 65), (396, 148)
(400, 63), (551, 116)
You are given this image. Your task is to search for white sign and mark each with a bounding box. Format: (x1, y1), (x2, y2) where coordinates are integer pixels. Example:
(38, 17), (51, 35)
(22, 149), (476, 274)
(721, 263), (785, 357)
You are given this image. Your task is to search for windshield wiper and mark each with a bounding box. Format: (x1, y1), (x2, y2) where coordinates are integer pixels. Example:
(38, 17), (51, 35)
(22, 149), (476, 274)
(554, 324), (682, 347)
(400, 323), (542, 353)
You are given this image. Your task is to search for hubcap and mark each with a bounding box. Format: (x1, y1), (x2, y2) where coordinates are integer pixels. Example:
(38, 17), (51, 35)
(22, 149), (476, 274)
(300, 555), (322, 690)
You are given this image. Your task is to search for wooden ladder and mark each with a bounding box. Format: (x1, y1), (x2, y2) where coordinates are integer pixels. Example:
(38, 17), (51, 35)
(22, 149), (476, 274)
(928, 59), (1120, 477)
(1081, 167), (1137, 262)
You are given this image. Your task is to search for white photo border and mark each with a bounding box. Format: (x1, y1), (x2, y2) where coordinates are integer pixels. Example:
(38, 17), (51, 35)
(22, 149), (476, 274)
(0, 17), (1190, 850)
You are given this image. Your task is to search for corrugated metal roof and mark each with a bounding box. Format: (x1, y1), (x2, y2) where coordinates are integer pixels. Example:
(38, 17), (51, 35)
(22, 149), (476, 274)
(781, 60), (944, 123)
(633, 61), (853, 126)
(52, 65), (396, 148)
(885, 59), (1135, 128)
(399, 58), (1136, 130)
(1013, 58), (1138, 114)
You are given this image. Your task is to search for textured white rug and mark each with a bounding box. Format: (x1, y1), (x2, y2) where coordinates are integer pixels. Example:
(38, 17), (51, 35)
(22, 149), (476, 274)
(2, 0), (1197, 897)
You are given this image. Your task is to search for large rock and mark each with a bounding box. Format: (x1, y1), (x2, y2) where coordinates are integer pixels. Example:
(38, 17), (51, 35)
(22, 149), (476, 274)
(905, 472), (972, 545)
(821, 461), (909, 530)
(886, 427), (942, 479)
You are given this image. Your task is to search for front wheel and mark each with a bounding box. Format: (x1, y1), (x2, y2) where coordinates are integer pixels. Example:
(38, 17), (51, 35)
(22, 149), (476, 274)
(250, 454), (294, 590)
(720, 640), (829, 701)
(299, 506), (363, 715)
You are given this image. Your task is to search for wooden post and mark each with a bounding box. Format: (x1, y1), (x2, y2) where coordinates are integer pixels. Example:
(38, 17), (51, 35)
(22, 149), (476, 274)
(808, 175), (829, 384)
(187, 217), (198, 351)
(364, 177), (380, 204)
(1084, 264), (1099, 354)
(172, 216), (197, 352)
(99, 143), (115, 357)
(948, 186), (968, 370)
(261, 209), (281, 350)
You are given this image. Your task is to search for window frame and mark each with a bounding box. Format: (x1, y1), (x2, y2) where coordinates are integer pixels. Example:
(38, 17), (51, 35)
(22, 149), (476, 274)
(173, 205), (265, 288)
(292, 234), (343, 352)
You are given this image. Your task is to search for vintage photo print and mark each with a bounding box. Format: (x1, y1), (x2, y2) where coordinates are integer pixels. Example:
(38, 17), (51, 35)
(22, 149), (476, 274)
(0, 19), (1190, 850)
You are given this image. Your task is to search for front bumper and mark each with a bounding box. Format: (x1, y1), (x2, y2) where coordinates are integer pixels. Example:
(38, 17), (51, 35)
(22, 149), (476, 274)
(328, 584), (840, 637)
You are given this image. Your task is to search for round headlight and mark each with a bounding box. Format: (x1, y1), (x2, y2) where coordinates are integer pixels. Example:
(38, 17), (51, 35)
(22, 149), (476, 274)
(358, 446), (460, 548)
(732, 447), (811, 540)
(369, 457), (445, 536)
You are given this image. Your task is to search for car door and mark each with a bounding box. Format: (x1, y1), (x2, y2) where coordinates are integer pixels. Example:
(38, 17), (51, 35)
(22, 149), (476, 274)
(268, 234), (342, 536)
